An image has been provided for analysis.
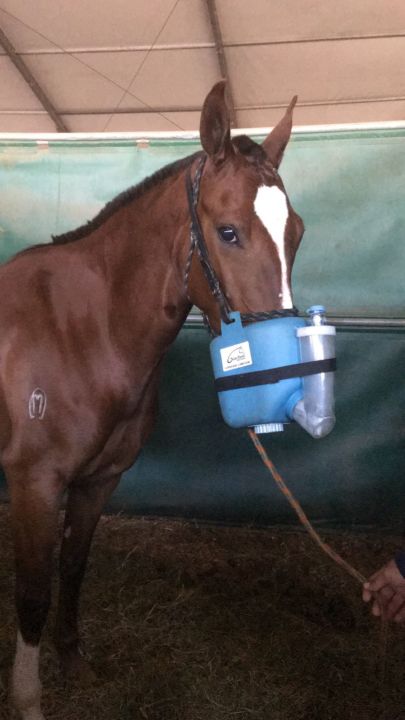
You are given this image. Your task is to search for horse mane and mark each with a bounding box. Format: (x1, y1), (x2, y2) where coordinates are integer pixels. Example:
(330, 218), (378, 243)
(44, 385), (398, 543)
(52, 136), (264, 245)
(52, 150), (203, 245)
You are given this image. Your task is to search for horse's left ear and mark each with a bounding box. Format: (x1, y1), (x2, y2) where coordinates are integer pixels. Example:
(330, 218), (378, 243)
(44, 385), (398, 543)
(262, 95), (297, 168)
(200, 81), (233, 164)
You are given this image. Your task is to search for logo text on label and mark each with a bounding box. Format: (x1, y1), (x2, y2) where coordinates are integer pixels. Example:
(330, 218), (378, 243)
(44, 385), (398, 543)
(220, 341), (253, 372)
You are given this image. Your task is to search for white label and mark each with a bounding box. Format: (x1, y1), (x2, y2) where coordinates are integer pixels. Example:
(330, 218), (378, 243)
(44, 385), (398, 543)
(220, 341), (253, 372)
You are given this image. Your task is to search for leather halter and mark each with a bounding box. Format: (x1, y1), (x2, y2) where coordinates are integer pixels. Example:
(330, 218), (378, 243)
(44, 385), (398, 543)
(185, 155), (231, 324)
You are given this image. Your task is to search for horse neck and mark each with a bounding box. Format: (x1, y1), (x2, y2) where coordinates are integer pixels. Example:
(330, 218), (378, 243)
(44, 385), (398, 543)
(90, 163), (194, 362)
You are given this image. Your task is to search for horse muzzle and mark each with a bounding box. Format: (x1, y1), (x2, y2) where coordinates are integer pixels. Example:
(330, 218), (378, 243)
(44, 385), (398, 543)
(210, 305), (336, 439)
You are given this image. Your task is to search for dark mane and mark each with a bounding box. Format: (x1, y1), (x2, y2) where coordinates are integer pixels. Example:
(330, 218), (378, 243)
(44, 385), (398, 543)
(52, 150), (203, 245)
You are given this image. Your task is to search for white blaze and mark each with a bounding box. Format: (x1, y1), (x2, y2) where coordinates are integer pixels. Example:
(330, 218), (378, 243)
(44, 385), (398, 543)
(254, 184), (293, 309)
(12, 632), (44, 720)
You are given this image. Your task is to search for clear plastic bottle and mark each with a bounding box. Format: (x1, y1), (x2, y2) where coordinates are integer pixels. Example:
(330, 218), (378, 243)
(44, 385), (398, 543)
(291, 305), (336, 439)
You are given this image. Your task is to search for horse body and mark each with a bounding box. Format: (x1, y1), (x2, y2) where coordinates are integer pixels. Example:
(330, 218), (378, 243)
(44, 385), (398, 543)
(1, 82), (303, 719)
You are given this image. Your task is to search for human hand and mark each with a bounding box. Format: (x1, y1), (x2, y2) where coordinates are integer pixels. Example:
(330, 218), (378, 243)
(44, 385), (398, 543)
(363, 558), (405, 622)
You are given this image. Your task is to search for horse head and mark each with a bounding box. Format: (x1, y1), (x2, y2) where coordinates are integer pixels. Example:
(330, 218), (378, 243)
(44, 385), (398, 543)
(187, 81), (304, 333)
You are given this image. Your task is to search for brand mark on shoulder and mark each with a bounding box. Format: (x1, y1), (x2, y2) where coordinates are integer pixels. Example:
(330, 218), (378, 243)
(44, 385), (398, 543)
(28, 388), (47, 420)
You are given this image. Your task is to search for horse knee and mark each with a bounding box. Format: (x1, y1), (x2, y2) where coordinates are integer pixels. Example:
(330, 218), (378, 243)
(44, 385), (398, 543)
(10, 475), (60, 644)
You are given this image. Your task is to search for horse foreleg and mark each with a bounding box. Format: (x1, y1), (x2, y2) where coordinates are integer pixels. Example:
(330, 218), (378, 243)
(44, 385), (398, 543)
(54, 475), (119, 681)
(55, 370), (160, 683)
(8, 472), (62, 720)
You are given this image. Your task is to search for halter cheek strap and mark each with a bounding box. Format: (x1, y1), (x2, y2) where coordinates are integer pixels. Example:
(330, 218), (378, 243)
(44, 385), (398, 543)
(184, 155), (299, 334)
(185, 156), (232, 324)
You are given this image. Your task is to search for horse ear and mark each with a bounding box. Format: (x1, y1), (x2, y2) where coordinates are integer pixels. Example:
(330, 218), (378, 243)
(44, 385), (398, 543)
(262, 95), (297, 168)
(200, 81), (233, 164)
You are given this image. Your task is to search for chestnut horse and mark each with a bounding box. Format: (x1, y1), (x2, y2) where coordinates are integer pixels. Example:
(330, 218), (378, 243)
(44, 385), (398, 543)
(0, 82), (304, 719)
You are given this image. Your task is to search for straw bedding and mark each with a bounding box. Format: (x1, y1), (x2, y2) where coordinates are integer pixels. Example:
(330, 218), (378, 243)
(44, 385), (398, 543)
(0, 504), (404, 720)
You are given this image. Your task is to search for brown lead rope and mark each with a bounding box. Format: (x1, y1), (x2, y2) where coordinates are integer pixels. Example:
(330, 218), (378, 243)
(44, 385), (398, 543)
(247, 428), (388, 679)
(248, 428), (366, 583)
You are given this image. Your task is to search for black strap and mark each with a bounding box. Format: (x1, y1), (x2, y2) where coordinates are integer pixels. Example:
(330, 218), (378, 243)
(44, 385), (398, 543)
(186, 164), (232, 323)
(240, 309), (298, 324)
(214, 358), (337, 392)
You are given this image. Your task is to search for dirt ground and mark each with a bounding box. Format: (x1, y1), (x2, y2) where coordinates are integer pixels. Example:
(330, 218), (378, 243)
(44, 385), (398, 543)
(0, 504), (404, 720)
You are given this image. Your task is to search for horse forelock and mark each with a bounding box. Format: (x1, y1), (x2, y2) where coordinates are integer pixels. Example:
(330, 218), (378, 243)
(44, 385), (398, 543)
(232, 135), (280, 186)
(232, 134), (267, 163)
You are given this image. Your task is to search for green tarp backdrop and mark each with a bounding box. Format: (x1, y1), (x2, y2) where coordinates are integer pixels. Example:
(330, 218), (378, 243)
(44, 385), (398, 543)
(0, 128), (404, 528)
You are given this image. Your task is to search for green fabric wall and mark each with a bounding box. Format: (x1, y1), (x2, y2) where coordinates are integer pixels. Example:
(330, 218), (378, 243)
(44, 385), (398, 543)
(0, 130), (404, 528)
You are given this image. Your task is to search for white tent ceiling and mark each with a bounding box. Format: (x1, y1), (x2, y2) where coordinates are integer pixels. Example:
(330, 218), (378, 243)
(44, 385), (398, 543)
(0, 0), (404, 133)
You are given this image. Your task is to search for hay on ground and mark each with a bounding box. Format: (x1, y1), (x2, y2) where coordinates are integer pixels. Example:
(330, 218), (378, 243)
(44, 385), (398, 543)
(0, 504), (404, 720)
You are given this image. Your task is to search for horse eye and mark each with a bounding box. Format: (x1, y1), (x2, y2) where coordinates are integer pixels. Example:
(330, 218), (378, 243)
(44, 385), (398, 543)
(217, 226), (238, 244)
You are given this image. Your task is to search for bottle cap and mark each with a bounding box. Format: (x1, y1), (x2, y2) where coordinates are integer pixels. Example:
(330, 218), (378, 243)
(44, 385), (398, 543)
(307, 305), (325, 316)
